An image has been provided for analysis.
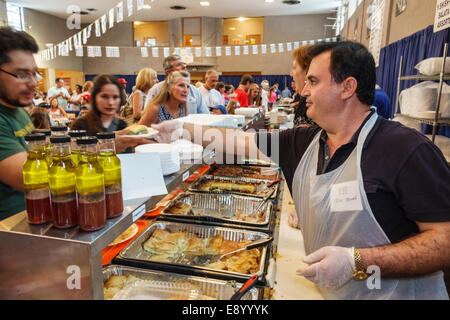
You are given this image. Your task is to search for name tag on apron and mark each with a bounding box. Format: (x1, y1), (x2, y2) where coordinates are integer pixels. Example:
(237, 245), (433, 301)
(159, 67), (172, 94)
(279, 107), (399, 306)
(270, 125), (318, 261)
(330, 180), (363, 212)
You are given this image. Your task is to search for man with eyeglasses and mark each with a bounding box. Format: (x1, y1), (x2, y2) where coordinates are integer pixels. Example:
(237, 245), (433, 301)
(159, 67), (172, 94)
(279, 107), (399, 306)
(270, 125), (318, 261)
(0, 27), (150, 221)
(48, 77), (70, 110)
(143, 54), (209, 115)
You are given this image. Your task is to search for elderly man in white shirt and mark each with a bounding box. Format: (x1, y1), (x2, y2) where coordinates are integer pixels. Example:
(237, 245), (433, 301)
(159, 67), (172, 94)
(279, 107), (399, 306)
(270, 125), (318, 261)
(198, 70), (223, 109)
(144, 54), (209, 115)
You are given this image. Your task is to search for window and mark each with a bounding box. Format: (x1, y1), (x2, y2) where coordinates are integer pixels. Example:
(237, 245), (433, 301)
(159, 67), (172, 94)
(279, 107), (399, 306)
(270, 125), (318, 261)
(222, 17), (264, 45)
(133, 21), (169, 47)
(183, 17), (202, 47)
(7, 3), (24, 31)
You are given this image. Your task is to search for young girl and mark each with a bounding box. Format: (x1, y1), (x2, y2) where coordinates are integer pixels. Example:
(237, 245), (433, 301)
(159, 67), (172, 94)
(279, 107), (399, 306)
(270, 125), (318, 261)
(70, 75), (128, 136)
(49, 97), (68, 118)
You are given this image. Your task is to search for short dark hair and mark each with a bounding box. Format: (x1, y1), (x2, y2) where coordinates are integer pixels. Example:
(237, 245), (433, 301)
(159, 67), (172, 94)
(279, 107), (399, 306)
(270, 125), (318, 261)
(240, 74), (254, 85)
(307, 41), (376, 106)
(215, 81), (225, 91)
(55, 78), (62, 83)
(0, 27), (39, 66)
(225, 85), (233, 92)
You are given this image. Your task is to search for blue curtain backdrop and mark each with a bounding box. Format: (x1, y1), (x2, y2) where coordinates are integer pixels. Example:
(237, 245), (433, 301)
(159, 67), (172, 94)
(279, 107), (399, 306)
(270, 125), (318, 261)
(376, 24), (450, 137)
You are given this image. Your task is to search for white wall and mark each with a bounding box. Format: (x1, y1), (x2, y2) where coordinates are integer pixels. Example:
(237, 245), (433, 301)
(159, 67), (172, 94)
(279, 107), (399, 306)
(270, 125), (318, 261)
(0, 0), (7, 27)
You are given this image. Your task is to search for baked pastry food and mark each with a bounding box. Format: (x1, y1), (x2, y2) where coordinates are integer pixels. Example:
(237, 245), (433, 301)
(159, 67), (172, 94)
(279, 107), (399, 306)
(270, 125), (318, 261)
(209, 165), (278, 180)
(198, 180), (256, 194)
(127, 124), (148, 135)
(166, 202), (192, 215)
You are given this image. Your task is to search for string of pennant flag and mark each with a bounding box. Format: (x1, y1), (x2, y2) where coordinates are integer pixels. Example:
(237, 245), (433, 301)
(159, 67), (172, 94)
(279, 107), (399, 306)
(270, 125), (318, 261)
(35, 0), (338, 62)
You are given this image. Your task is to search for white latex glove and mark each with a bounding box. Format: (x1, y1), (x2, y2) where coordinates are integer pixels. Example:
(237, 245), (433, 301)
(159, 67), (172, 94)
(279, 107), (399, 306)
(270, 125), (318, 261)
(151, 119), (184, 144)
(296, 246), (355, 289)
(288, 210), (299, 229)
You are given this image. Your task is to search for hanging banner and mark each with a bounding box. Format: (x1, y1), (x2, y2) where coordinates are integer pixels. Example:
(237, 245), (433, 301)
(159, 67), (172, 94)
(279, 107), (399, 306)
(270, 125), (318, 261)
(369, 0), (385, 66)
(225, 46), (231, 56)
(174, 47), (181, 56)
(94, 46), (102, 57)
(243, 46), (249, 55)
(68, 38), (73, 51)
(127, 0), (133, 17)
(261, 44), (267, 54)
(75, 46), (83, 57)
(234, 46), (240, 56)
(195, 47), (202, 57)
(82, 28), (88, 44)
(152, 47), (159, 57)
(95, 20), (101, 37)
(87, 24), (92, 38)
(286, 42), (292, 51)
(141, 47), (148, 57)
(270, 44), (276, 53)
(163, 47), (170, 57)
(109, 9), (114, 29)
(78, 32), (82, 47)
(117, 2), (124, 23)
(252, 45), (258, 55)
(216, 47), (222, 57)
(106, 46), (120, 58)
(87, 46), (95, 57)
(185, 47), (192, 57)
(302, 40), (308, 46)
(294, 41), (300, 49)
(205, 47), (212, 57)
(137, 0), (144, 11)
(101, 15), (107, 34)
(50, 47), (54, 59)
(278, 43), (284, 52)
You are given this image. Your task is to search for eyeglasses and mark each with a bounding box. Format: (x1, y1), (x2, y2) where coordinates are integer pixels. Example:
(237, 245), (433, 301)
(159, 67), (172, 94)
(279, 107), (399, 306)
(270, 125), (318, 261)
(0, 68), (43, 82)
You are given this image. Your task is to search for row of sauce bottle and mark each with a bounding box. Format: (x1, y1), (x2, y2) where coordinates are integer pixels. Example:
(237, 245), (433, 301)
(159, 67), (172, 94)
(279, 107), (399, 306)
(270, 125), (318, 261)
(22, 126), (123, 232)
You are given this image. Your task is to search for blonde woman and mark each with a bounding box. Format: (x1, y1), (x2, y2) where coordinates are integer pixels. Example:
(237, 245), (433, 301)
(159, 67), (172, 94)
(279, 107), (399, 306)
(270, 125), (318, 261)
(139, 70), (190, 126)
(130, 68), (159, 121)
(247, 83), (262, 108)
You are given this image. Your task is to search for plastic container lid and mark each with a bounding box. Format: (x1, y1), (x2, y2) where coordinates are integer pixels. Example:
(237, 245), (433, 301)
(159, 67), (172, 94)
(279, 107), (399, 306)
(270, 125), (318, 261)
(68, 130), (87, 138)
(50, 135), (71, 143)
(76, 136), (98, 145)
(97, 132), (116, 139)
(112, 280), (200, 300)
(50, 125), (68, 132)
(24, 133), (46, 141)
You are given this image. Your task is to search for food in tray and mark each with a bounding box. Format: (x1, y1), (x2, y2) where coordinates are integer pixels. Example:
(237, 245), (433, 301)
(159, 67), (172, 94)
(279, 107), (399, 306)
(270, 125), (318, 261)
(127, 124), (149, 135)
(166, 202), (193, 215)
(142, 229), (262, 274)
(234, 209), (266, 223)
(209, 165), (278, 180)
(198, 180), (256, 194)
(108, 223), (139, 246)
(103, 274), (142, 300)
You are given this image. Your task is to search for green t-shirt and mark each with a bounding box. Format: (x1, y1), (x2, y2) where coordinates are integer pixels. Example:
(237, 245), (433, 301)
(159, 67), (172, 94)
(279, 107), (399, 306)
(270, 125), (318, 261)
(0, 104), (34, 220)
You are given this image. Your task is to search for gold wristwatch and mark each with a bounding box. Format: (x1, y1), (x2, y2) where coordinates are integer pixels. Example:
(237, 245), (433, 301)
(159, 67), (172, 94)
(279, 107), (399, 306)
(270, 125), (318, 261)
(352, 248), (368, 280)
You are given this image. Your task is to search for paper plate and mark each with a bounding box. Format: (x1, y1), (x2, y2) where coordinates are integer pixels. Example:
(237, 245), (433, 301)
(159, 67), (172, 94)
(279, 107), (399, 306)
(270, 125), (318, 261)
(108, 223), (139, 247)
(127, 127), (159, 139)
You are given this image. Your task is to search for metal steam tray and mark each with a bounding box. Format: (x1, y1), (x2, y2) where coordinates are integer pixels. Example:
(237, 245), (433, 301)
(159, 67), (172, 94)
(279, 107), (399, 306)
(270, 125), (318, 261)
(114, 221), (270, 283)
(103, 265), (262, 300)
(205, 164), (280, 181)
(160, 192), (273, 228)
(189, 175), (279, 199)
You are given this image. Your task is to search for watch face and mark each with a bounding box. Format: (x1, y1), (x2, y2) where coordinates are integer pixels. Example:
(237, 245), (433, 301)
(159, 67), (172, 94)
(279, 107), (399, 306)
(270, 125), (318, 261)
(353, 270), (368, 281)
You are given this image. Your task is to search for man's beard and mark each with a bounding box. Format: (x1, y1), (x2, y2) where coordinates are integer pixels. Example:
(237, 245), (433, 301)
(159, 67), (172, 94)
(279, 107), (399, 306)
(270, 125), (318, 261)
(0, 86), (31, 108)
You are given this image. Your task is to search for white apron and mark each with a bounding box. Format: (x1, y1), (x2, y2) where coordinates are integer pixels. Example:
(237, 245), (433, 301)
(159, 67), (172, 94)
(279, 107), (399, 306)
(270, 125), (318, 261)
(292, 111), (448, 300)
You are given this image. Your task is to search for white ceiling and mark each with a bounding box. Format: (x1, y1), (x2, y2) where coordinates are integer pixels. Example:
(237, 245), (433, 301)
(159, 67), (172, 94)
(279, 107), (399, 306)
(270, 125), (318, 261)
(10, 0), (340, 22)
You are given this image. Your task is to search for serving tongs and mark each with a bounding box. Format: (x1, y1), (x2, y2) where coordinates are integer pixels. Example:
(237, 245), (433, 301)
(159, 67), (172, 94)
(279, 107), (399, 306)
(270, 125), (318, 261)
(174, 236), (273, 266)
(253, 179), (281, 212)
(230, 275), (259, 300)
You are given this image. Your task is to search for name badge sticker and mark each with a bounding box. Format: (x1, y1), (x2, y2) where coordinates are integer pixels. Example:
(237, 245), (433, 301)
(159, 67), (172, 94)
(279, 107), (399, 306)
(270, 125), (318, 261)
(330, 180), (363, 212)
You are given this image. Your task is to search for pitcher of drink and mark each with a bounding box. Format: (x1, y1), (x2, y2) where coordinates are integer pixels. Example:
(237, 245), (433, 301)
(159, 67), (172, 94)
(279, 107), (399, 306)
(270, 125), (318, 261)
(97, 132), (123, 219)
(48, 135), (78, 228)
(23, 133), (52, 224)
(75, 136), (107, 232)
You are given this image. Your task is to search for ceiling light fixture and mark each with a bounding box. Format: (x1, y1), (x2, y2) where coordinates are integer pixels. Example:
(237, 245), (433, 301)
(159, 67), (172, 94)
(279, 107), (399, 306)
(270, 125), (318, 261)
(265, 0), (275, 3)
(238, 17), (246, 22)
(200, 1), (210, 6)
(143, 5), (151, 9)
(229, 27), (236, 30)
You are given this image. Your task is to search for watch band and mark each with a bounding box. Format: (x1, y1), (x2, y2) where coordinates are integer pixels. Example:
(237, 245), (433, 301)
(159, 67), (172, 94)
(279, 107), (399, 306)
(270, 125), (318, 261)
(353, 248), (368, 281)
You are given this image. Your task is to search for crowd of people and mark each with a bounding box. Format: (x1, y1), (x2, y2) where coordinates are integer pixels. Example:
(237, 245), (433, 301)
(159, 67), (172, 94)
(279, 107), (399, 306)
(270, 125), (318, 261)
(0, 26), (448, 300)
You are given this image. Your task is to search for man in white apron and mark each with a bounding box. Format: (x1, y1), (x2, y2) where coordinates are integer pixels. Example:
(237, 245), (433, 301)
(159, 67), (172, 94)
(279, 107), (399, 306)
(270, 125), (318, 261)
(152, 41), (450, 300)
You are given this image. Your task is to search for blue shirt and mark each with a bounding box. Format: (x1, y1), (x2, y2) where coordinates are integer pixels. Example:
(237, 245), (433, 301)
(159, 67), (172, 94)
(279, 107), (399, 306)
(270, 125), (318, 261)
(281, 88), (291, 98)
(373, 89), (391, 119)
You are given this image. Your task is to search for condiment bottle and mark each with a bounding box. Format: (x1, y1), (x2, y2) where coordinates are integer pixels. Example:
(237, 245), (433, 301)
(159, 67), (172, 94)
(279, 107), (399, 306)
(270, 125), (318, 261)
(23, 133), (52, 224)
(32, 129), (51, 164)
(68, 130), (87, 166)
(50, 125), (68, 136)
(48, 135), (78, 229)
(97, 132), (123, 219)
(76, 136), (106, 232)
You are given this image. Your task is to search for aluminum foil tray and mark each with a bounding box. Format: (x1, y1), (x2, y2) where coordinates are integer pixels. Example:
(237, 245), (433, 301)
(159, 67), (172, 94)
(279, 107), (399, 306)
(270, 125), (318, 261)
(205, 164), (279, 181)
(189, 175), (279, 199)
(115, 221), (270, 283)
(160, 192), (273, 227)
(103, 265), (261, 300)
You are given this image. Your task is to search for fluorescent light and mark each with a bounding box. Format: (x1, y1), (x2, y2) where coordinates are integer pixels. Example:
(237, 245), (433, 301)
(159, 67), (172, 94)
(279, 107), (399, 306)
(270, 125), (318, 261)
(143, 5), (151, 9)
(200, 1), (210, 6)
(229, 27), (236, 30)
(238, 17), (246, 22)
(265, 0), (275, 2)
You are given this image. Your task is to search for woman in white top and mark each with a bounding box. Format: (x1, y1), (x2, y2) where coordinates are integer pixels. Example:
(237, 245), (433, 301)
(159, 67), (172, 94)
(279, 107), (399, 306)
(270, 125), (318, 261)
(130, 68), (159, 121)
(69, 84), (83, 110)
(49, 97), (68, 119)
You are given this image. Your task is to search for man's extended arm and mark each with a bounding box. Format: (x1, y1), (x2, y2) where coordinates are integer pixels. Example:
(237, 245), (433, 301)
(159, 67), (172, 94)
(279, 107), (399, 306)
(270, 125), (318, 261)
(0, 152), (27, 192)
